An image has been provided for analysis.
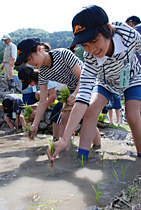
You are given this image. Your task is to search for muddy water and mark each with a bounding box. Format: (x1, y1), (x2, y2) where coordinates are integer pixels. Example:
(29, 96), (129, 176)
(0, 128), (140, 210)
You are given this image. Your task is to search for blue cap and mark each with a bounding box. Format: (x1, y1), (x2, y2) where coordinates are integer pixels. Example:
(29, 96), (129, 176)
(69, 5), (109, 50)
(15, 37), (41, 66)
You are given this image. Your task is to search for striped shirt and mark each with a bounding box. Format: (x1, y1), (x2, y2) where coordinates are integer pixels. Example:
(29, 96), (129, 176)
(76, 22), (141, 105)
(39, 48), (83, 91)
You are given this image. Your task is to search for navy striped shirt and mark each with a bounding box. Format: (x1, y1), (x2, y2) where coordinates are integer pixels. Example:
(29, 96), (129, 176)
(76, 22), (141, 105)
(39, 48), (83, 91)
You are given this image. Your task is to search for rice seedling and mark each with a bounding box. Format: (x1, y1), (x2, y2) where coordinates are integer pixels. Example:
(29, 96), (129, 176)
(29, 200), (57, 210)
(58, 88), (70, 103)
(48, 140), (55, 167)
(112, 168), (119, 183)
(23, 104), (33, 120)
(92, 180), (104, 208)
(78, 155), (84, 167)
(26, 123), (34, 140)
(121, 164), (129, 181)
(102, 151), (105, 160)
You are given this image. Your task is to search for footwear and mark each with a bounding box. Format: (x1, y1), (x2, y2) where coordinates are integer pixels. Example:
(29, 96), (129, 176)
(93, 145), (101, 150)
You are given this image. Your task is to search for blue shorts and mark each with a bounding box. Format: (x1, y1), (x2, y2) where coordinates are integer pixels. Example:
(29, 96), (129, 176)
(92, 85), (141, 103)
(49, 102), (63, 124)
(106, 94), (121, 110)
(23, 93), (38, 105)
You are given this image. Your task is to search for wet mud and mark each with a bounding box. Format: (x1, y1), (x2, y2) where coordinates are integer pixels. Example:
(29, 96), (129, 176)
(0, 127), (141, 210)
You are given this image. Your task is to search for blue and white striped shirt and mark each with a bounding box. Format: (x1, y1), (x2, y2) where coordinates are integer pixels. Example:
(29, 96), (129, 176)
(76, 22), (141, 105)
(39, 48), (82, 91)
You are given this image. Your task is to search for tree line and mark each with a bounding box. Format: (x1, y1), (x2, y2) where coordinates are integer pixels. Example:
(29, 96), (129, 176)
(0, 28), (84, 66)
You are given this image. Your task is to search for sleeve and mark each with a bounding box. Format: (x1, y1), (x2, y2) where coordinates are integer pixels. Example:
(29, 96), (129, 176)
(47, 81), (57, 90)
(62, 49), (78, 69)
(134, 29), (141, 55)
(11, 44), (17, 59)
(75, 62), (97, 105)
(14, 99), (23, 114)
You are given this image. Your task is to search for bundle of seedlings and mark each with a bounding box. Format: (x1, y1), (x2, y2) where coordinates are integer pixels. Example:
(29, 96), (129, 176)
(48, 140), (55, 167)
(24, 105), (33, 123)
(58, 88), (72, 112)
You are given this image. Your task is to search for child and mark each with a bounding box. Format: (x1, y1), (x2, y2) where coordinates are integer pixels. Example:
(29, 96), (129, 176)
(47, 5), (141, 160)
(2, 94), (26, 132)
(14, 38), (101, 148)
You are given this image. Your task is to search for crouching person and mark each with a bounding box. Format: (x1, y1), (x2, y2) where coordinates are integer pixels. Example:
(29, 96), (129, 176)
(2, 94), (26, 133)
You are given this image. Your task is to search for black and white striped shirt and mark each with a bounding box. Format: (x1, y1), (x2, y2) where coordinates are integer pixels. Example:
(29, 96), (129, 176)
(39, 48), (83, 91)
(76, 22), (141, 105)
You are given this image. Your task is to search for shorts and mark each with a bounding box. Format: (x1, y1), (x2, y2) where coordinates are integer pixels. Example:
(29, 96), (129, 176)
(124, 86), (141, 101)
(106, 94), (121, 110)
(92, 85), (141, 104)
(49, 102), (63, 124)
(23, 93), (38, 105)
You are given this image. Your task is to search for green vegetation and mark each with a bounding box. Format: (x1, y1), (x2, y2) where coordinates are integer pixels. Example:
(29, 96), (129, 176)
(97, 113), (106, 123)
(92, 181), (104, 208)
(0, 28), (84, 65)
(24, 105), (33, 120)
(58, 88), (70, 103)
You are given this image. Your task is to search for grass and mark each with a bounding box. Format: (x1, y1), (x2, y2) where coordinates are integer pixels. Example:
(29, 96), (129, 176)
(29, 200), (57, 210)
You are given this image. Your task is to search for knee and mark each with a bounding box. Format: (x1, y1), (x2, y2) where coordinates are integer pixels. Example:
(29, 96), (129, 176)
(126, 112), (138, 125)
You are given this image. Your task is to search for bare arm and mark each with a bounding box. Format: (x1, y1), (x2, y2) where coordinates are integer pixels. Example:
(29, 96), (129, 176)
(29, 84), (48, 137)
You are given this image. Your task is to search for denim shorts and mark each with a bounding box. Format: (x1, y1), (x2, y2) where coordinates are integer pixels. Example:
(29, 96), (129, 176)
(92, 85), (141, 102)
(23, 92), (38, 105)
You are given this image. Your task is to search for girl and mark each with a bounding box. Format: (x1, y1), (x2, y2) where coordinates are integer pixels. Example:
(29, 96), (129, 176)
(15, 38), (101, 149)
(47, 5), (141, 160)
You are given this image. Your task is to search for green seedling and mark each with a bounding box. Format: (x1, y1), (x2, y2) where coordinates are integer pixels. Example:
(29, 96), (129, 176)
(92, 181), (104, 207)
(112, 168), (119, 183)
(48, 140), (55, 167)
(58, 88), (70, 103)
(121, 164), (129, 181)
(26, 123), (34, 140)
(29, 200), (57, 210)
(97, 113), (106, 123)
(78, 155), (84, 167)
(23, 104), (33, 120)
(102, 151), (105, 160)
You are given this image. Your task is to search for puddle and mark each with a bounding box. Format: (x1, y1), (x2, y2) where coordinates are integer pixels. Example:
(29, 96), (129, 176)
(0, 129), (140, 210)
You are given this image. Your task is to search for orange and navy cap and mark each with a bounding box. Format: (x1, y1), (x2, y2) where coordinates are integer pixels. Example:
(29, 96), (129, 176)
(15, 37), (41, 66)
(69, 5), (109, 50)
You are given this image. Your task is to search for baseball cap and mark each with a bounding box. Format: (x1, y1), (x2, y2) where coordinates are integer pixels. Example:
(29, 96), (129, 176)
(126, 16), (141, 24)
(15, 37), (41, 66)
(69, 5), (109, 50)
(2, 34), (11, 40)
(18, 65), (34, 90)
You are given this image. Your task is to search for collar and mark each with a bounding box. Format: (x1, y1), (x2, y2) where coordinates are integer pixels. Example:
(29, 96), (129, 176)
(96, 33), (127, 66)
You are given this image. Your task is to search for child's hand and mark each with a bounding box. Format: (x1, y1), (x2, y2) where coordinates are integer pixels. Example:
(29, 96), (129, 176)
(46, 139), (67, 160)
(67, 93), (75, 106)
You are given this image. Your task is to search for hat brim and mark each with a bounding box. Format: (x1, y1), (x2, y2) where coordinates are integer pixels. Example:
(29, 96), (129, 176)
(69, 27), (98, 50)
(14, 51), (29, 66)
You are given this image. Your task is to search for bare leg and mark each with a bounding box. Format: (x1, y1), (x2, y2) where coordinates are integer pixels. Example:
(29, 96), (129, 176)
(53, 122), (61, 139)
(115, 109), (120, 125)
(125, 100), (141, 154)
(19, 115), (26, 131)
(108, 109), (113, 123)
(92, 127), (101, 146)
(5, 116), (15, 130)
(79, 92), (108, 150)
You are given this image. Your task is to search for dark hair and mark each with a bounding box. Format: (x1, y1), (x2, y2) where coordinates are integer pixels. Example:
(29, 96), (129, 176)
(29, 71), (39, 84)
(89, 24), (115, 42)
(24, 42), (51, 64)
(126, 20), (140, 26)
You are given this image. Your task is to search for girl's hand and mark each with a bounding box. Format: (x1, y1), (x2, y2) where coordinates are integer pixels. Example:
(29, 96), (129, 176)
(28, 124), (38, 140)
(47, 139), (67, 160)
(67, 93), (75, 106)
(9, 58), (15, 67)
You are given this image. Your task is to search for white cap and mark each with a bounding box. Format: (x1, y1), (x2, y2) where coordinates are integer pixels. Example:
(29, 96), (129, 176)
(2, 35), (11, 40)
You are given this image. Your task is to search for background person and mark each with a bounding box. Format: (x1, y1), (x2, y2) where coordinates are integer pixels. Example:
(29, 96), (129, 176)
(1, 35), (17, 92)
(2, 94), (26, 133)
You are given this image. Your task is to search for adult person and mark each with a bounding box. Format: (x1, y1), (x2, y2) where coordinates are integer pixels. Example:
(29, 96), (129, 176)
(46, 5), (141, 160)
(1, 35), (17, 92)
(14, 37), (101, 149)
(126, 15), (141, 64)
(2, 94), (26, 133)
